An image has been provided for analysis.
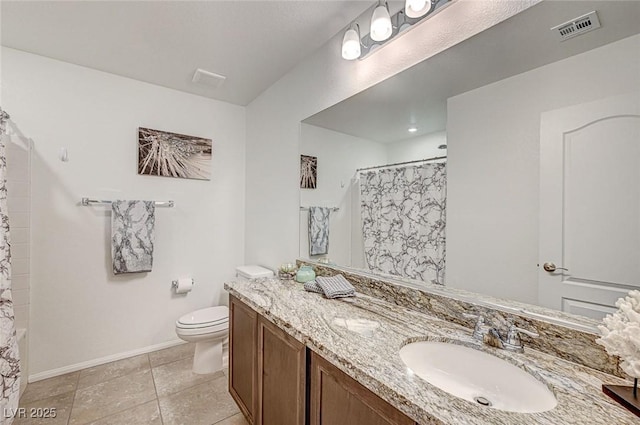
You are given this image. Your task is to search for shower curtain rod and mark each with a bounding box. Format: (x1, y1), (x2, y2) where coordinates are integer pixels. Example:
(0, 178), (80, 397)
(356, 155), (447, 173)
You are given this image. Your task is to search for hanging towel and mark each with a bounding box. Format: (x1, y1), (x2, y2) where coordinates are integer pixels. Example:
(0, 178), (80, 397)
(316, 275), (355, 299)
(309, 206), (330, 256)
(112, 200), (155, 274)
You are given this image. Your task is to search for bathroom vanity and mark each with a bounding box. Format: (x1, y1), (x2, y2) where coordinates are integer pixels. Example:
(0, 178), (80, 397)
(228, 294), (413, 425)
(225, 275), (638, 425)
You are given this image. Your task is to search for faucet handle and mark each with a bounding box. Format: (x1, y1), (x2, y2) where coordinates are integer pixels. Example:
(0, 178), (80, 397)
(509, 325), (539, 338)
(505, 324), (539, 351)
(463, 313), (488, 340)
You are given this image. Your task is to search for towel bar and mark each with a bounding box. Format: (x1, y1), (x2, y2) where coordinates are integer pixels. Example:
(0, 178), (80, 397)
(300, 206), (339, 212)
(81, 198), (174, 207)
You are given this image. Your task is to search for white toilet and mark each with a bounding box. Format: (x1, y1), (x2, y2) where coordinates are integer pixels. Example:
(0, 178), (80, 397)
(175, 306), (229, 374)
(175, 265), (273, 374)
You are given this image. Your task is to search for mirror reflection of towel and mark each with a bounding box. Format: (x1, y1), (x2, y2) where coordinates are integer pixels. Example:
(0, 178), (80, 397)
(112, 200), (155, 274)
(309, 206), (330, 256)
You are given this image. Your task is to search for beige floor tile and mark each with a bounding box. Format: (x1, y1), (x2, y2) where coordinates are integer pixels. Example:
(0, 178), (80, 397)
(14, 391), (74, 425)
(148, 343), (195, 368)
(214, 412), (250, 425)
(78, 354), (150, 389)
(152, 357), (220, 397)
(20, 371), (79, 404)
(86, 400), (162, 425)
(159, 374), (239, 425)
(69, 369), (156, 425)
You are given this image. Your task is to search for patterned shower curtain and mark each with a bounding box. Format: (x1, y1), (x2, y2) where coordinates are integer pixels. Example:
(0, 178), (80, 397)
(359, 163), (446, 285)
(0, 109), (20, 423)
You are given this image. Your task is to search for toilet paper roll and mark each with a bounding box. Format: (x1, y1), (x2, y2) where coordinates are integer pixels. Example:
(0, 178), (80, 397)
(174, 278), (194, 294)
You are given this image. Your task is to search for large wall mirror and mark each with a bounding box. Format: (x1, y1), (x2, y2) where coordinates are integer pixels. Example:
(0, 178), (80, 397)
(299, 0), (640, 323)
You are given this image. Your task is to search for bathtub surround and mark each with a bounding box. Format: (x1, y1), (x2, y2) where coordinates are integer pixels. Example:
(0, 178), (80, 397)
(0, 107), (20, 418)
(308, 206), (330, 256)
(226, 277), (638, 424)
(111, 200), (155, 274)
(3, 120), (32, 398)
(360, 163), (446, 284)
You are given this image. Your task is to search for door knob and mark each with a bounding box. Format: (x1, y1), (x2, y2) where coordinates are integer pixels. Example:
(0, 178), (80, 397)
(543, 262), (568, 272)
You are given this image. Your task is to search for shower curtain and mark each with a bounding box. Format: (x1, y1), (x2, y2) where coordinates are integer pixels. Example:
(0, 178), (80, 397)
(360, 162), (446, 285)
(0, 109), (20, 423)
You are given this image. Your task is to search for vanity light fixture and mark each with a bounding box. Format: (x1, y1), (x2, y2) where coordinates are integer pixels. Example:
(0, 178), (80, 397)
(405, 0), (433, 18)
(340, 0), (454, 61)
(408, 126), (418, 133)
(342, 23), (361, 60)
(370, 1), (392, 42)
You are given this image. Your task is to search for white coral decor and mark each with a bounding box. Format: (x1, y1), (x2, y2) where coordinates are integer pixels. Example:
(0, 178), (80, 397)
(597, 290), (640, 378)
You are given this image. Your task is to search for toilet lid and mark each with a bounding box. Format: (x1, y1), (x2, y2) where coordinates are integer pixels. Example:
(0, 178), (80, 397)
(177, 306), (228, 326)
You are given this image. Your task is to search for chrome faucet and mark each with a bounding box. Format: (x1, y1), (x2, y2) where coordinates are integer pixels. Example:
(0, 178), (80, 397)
(463, 313), (539, 353)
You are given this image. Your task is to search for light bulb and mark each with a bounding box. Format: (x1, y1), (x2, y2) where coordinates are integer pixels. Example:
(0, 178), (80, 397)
(370, 3), (392, 42)
(341, 25), (361, 60)
(405, 0), (432, 18)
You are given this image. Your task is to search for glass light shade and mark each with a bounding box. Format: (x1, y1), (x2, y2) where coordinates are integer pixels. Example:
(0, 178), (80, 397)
(370, 4), (392, 41)
(341, 27), (361, 60)
(405, 0), (432, 18)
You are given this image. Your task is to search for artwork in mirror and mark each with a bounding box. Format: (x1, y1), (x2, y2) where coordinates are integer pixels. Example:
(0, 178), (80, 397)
(300, 155), (317, 189)
(298, 1), (640, 323)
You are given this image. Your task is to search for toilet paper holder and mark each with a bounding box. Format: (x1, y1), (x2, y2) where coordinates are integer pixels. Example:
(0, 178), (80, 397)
(172, 279), (194, 289)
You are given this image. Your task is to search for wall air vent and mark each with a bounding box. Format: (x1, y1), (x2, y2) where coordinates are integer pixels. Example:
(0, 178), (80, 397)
(551, 11), (601, 42)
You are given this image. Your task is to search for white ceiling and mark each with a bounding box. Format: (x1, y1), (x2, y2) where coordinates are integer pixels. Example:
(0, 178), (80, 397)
(1, 1), (373, 106)
(303, 1), (640, 143)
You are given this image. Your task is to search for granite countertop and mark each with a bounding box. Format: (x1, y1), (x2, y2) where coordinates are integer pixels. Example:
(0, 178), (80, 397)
(225, 278), (637, 425)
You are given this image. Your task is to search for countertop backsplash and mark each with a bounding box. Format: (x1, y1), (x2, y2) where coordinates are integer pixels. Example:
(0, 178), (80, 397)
(298, 260), (624, 378)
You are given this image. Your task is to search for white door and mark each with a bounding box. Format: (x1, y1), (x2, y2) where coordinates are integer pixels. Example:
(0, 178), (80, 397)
(539, 93), (640, 320)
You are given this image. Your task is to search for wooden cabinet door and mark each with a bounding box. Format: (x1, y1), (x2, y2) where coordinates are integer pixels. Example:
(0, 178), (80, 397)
(229, 296), (257, 424)
(310, 351), (415, 425)
(257, 316), (306, 425)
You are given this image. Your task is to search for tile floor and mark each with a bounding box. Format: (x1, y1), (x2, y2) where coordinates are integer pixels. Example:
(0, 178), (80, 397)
(15, 343), (249, 425)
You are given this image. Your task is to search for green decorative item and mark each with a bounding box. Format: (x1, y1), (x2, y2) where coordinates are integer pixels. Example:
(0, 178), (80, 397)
(296, 265), (316, 283)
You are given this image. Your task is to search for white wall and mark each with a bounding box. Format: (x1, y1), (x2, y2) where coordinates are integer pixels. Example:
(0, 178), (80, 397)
(1, 47), (246, 378)
(446, 34), (640, 304)
(386, 131), (447, 164)
(245, 0), (538, 269)
(298, 124), (386, 265)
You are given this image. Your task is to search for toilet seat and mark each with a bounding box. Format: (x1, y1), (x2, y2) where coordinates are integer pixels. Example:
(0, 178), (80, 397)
(176, 322), (228, 337)
(176, 306), (228, 329)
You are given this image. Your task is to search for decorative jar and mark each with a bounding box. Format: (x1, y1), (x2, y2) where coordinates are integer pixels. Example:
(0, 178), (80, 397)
(295, 265), (316, 283)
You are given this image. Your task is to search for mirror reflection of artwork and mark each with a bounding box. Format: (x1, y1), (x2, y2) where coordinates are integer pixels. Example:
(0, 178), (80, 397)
(138, 127), (212, 180)
(300, 155), (317, 189)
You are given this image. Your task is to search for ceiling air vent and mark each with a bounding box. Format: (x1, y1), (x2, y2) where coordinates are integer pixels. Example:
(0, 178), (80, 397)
(551, 11), (601, 42)
(192, 68), (226, 89)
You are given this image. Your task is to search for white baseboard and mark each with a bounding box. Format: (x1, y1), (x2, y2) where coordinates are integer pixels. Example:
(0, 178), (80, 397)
(29, 339), (187, 383)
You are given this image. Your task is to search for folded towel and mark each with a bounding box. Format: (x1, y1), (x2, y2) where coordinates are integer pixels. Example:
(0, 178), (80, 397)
(309, 206), (330, 256)
(112, 200), (155, 274)
(316, 275), (355, 299)
(303, 280), (324, 294)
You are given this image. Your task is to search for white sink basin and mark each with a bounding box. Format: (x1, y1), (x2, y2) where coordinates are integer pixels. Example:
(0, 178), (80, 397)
(399, 341), (557, 413)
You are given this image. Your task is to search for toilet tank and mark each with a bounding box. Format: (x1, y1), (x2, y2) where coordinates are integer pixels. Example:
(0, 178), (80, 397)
(236, 265), (274, 280)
